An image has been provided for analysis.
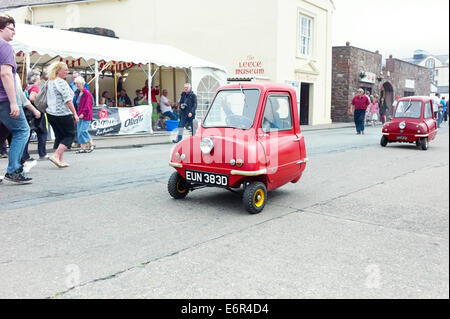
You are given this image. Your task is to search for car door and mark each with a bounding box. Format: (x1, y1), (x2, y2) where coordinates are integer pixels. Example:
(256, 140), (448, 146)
(259, 92), (301, 189)
(423, 100), (437, 140)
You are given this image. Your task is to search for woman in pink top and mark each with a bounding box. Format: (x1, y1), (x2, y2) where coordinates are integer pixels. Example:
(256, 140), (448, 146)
(74, 76), (94, 153)
(368, 96), (380, 127)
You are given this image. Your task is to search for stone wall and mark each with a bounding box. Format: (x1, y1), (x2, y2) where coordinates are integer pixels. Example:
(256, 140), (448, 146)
(331, 45), (382, 122)
(385, 58), (431, 97)
(331, 45), (431, 123)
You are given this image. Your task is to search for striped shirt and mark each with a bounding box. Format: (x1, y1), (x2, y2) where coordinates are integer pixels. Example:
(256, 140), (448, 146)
(46, 78), (74, 116)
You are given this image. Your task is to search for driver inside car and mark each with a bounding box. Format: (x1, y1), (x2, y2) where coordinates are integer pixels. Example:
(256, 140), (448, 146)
(262, 99), (283, 130)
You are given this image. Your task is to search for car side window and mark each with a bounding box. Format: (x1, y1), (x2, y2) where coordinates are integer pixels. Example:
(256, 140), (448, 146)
(262, 95), (293, 133)
(424, 102), (433, 119)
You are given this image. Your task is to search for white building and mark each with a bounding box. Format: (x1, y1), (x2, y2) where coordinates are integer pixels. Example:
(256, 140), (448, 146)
(2, 0), (335, 125)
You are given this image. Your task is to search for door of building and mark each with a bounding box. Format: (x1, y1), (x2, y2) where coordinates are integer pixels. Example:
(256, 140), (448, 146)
(300, 83), (310, 125)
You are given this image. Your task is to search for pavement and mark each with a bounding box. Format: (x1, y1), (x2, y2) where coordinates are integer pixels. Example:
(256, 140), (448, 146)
(25, 122), (357, 154)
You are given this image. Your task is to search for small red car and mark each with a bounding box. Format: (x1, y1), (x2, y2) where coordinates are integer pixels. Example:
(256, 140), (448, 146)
(168, 82), (308, 214)
(381, 96), (438, 150)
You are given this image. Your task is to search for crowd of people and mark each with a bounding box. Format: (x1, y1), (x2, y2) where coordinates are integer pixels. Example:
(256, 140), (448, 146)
(0, 15), (95, 184)
(349, 88), (448, 135)
(1, 14), (199, 185)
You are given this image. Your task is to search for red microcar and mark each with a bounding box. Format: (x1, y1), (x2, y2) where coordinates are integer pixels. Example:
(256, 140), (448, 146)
(168, 82), (308, 214)
(381, 96), (438, 150)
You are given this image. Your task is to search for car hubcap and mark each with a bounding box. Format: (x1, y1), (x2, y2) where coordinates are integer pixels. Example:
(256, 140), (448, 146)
(254, 189), (264, 208)
(176, 179), (187, 194)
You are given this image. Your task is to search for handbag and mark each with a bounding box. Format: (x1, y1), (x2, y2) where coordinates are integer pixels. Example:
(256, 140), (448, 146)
(34, 81), (48, 113)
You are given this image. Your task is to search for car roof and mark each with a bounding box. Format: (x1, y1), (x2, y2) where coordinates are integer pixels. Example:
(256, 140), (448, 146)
(398, 96), (432, 101)
(219, 82), (296, 93)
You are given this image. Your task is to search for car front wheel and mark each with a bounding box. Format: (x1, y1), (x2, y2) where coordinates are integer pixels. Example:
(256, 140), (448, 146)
(168, 172), (190, 199)
(243, 182), (267, 214)
(420, 137), (429, 151)
(380, 136), (389, 147)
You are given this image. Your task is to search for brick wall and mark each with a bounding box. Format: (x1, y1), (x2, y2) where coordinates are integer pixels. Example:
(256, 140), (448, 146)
(385, 58), (431, 97)
(331, 45), (382, 122)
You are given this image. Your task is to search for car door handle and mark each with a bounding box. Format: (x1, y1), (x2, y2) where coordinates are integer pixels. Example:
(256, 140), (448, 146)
(293, 136), (303, 142)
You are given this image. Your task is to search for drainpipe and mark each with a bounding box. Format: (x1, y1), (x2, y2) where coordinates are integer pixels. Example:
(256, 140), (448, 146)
(27, 6), (35, 25)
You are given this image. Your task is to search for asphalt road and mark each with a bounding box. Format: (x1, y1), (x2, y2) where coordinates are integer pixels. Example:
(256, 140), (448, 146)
(0, 125), (448, 299)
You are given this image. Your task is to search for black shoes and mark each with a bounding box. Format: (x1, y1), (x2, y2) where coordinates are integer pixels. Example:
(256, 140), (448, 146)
(4, 169), (32, 184)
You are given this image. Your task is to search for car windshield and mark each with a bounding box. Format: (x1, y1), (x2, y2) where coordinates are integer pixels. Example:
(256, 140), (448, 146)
(394, 100), (422, 119)
(202, 89), (260, 129)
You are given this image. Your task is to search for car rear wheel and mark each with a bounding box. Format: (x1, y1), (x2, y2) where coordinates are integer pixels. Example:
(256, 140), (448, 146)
(168, 172), (190, 199)
(243, 182), (267, 214)
(380, 136), (389, 147)
(420, 137), (429, 151)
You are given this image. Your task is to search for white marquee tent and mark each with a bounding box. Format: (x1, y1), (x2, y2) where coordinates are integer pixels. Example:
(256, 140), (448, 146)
(11, 23), (227, 125)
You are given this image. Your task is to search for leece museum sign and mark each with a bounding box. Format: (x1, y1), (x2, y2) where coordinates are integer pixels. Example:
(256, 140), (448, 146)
(235, 55), (265, 76)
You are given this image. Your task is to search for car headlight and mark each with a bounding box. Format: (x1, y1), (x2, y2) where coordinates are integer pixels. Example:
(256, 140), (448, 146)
(399, 122), (406, 130)
(200, 138), (215, 154)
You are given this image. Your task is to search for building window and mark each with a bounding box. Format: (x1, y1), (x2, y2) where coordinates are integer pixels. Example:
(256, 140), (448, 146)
(425, 59), (435, 69)
(298, 14), (313, 56)
(196, 75), (221, 120)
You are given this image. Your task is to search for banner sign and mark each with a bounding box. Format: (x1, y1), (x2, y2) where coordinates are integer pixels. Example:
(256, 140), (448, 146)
(88, 105), (152, 136)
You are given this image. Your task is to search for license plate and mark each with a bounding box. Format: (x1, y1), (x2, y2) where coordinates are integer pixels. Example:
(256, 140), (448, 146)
(185, 170), (228, 187)
(396, 136), (408, 140)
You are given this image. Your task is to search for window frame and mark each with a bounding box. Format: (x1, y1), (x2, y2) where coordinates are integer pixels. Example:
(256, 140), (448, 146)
(298, 13), (313, 57)
(261, 94), (294, 133)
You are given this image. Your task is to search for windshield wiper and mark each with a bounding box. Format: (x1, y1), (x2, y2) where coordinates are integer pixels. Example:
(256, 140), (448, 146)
(404, 100), (413, 113)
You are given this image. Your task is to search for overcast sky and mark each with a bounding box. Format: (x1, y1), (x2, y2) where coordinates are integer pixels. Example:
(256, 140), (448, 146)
(332, 0), (449, 60)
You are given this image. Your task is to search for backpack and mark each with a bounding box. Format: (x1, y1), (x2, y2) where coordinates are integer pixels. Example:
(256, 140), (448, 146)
(23, 85), (32, 99)
(34, 81), (48, 113)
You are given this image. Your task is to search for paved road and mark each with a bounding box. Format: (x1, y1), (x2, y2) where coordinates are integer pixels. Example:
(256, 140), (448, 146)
(0, 125), (448, 298)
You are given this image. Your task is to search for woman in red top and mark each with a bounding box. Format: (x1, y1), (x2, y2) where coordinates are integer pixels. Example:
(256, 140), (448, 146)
(74, 76), (94, 153)
(349, 88), (370, 135)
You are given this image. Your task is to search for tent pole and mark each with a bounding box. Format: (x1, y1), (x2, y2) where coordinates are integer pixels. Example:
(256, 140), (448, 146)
(25, 52), (31, 73)
(21, 54), (26, 88)
(95, 60), (99, 106)
(148, 63), (153, 134)
(114, 63), (118, 108)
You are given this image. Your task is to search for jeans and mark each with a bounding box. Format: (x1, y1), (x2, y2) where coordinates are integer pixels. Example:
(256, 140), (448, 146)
(0, 101), (30, 174)
(163, 111), (178, 121)
(354, 109), (366, 134)
(77, 119), (92, 144)
(176, 115), (195, 142)
(437, 111), (443, 128)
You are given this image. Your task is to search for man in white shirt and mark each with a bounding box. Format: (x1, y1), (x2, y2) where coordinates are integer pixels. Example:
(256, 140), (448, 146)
(432, 93), (441, 120)
(160, 89), (178, 120)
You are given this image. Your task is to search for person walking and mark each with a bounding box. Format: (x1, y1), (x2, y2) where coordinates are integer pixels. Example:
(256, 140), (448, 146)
(0, 15), (32, 184)
(438, 95), (446, 128)
(46, 61), (79, 168)
(173, 83), (197, 143)
(24, 70), (49, 161)
(74, 76), (94, 153)
(379, 96), (388, 124)
(348, 88), (370, 135)
(368, 96), (380, 127)
(445, 97), (449, 126)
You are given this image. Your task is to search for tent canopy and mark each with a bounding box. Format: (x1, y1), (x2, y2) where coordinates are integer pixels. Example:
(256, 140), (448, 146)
(11, 23), (227, 72)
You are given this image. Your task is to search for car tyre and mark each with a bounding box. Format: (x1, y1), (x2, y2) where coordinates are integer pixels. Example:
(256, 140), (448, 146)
(420, 137), (429, 151)
(380, 136), (388, 147)
(168, 172), (189, 199)
(243, 182), (267, 214)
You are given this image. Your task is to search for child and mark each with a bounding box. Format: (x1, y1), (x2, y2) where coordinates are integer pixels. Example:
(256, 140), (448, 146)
(368, 97), (380, 127)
